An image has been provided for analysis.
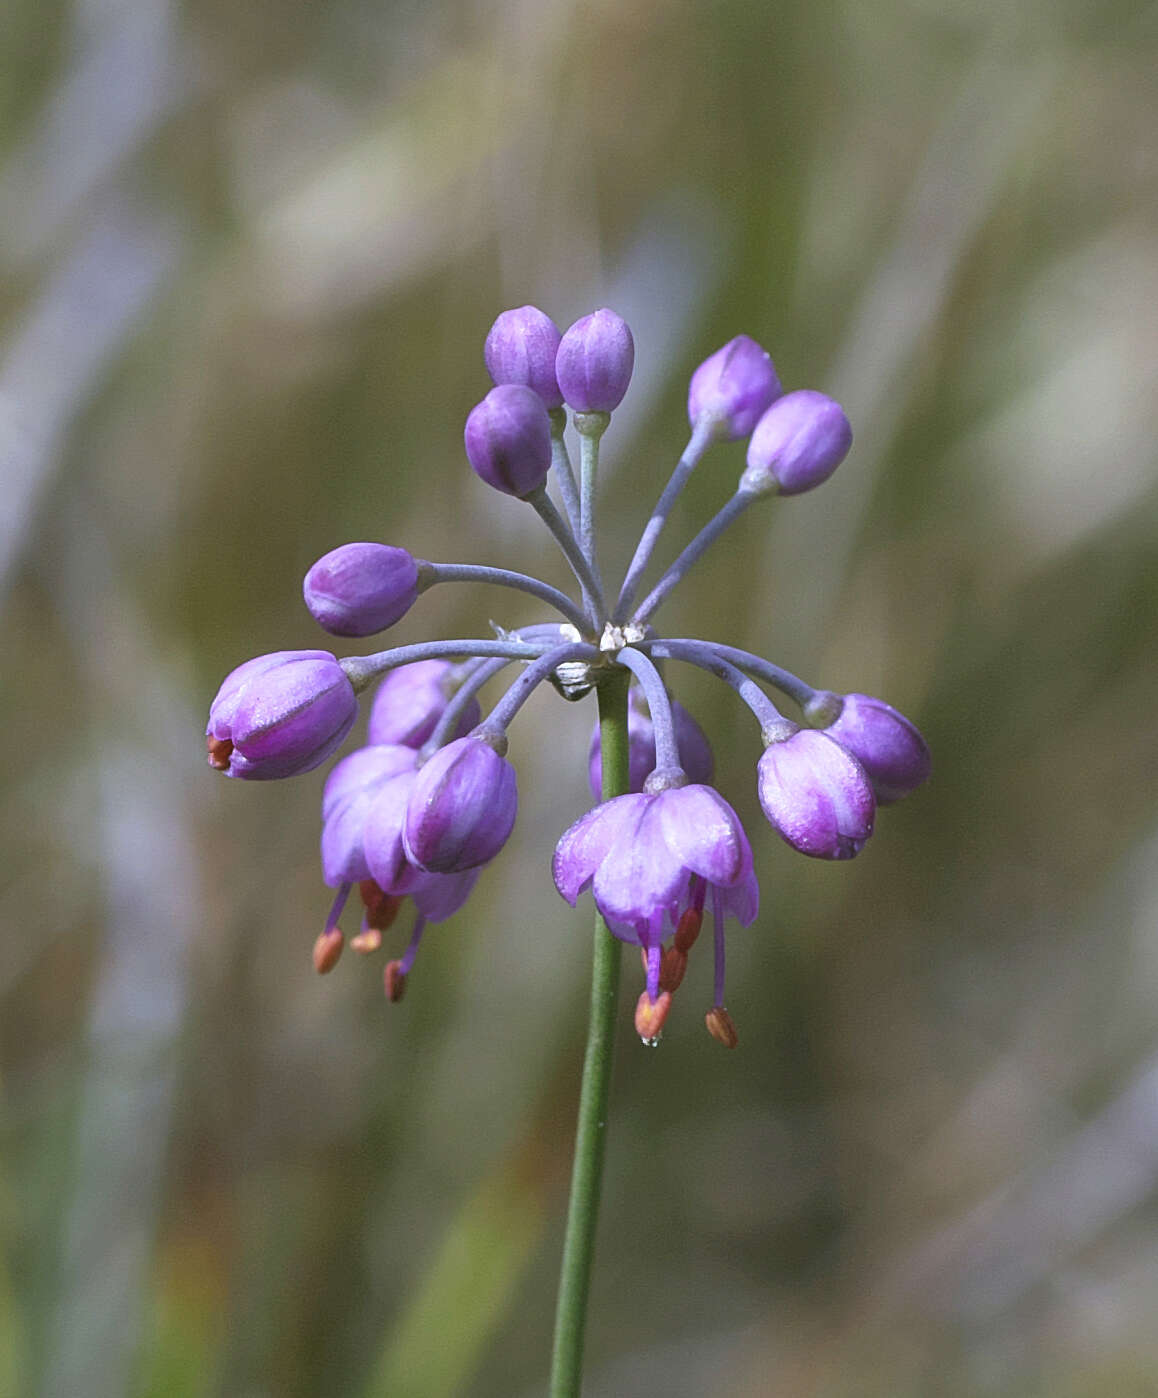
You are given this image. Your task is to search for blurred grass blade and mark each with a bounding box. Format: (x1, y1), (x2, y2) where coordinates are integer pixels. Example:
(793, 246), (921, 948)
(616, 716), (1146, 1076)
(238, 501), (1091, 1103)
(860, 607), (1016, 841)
(363, 1155), (546, 1398)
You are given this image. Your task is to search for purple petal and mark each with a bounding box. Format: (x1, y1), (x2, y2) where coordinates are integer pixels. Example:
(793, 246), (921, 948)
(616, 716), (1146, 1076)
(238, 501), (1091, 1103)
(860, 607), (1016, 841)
(552, 793), (648, 905)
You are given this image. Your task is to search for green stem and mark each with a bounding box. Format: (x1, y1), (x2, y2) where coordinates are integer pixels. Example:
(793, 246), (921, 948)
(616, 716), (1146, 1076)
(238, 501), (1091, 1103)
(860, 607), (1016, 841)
(548, 669), (629, 1397)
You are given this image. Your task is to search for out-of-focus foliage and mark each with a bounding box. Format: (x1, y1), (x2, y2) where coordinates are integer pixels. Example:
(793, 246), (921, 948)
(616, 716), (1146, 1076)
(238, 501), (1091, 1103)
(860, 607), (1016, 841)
(2, 0), (1157, 1393)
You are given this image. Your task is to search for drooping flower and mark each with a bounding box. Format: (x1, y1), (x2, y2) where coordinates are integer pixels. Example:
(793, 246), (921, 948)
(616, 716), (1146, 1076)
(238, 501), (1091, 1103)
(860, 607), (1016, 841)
(757, 727), (875, 859)
(554, 783), (758, 1037)
(206, 650), (358, 780)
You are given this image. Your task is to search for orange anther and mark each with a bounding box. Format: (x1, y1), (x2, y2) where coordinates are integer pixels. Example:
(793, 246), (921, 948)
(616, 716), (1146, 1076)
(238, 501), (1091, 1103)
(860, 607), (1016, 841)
(312, 927), (344, 974)
(206, 736), (234, 771)
(704, 1006), (738, 1048)
(384, 961), (408, 1002)
(634, 990), (672, 1042)
(674, 907), (702, 954)
(360, 881), (404, 931)
(659, 947), (688, 993)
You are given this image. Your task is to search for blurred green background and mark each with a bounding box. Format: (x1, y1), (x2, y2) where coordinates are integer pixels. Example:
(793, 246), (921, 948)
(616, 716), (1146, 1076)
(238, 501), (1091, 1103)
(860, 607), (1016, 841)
(3, 0), (1157, 1393)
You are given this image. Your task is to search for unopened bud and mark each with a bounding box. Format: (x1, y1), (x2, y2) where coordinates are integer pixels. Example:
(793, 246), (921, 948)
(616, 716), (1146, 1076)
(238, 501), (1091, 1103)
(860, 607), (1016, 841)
(350, 928), (382, 954)
(674, 906), (702, 953)
(634, 990), (673, 1043)
(384, 961), (408, 1002)
(704, 1006), (738, 1048)
(659, 947), (688, 993)
(312, 928), (344, 974)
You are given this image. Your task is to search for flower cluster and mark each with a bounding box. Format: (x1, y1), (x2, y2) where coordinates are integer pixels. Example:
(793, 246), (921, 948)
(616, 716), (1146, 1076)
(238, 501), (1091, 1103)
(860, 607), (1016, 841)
(206, 307), (930, 1044)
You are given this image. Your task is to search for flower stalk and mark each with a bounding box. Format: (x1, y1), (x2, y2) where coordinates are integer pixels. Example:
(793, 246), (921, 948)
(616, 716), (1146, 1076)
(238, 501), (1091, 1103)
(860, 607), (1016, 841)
(549, 667), (630, 1398)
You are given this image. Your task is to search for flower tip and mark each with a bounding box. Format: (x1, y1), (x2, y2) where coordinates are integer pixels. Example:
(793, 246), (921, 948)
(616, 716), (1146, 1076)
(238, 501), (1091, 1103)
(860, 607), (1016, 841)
(704, 1006), (738, 1048)
(687, 334), (782, 441)
(556, 308), (635, 413)
(635, 990), (673, 1044)
(207, 735), (233, 771)
(384, 961), (408, 1002)
(312, 928), (344, 975)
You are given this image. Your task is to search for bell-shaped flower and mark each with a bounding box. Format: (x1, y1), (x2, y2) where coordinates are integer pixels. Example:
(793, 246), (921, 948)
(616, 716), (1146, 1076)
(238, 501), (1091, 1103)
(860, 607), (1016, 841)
(320, 744), (418, 886)
(207, 649), (357, 780)
(553, 784), (757, 946)
(757, 727), (875, 859)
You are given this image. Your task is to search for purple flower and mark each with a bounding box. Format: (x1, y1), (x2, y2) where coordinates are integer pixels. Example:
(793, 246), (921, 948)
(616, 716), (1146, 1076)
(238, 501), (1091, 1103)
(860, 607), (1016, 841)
(587, 696), (714, 798)
(687, 335), (782, 440)
(368, 659), (481, 749)
(757, 728), (875, 859)
(303, 542), (419, 637)
(555, 309), (635, 413)
(485, 305), (564, 408)
(741, 390), (853, 496)
(553, 784), (757, 944)
(320, 744), (418, 886)
(207, 650), (357, 780)
(464, 384), (552, 498)
(822, 693), (931, 805)
(403, 734), (518, 873)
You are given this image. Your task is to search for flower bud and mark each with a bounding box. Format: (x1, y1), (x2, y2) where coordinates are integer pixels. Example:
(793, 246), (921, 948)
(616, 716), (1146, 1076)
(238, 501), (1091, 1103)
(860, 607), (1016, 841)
(464, 384), (552, 498)
(822, 694), (931, 805)
(303, 542), (419, 637)
(368, 659), (481, 749)
(741, 390), (852, 496)
(206, 650), (358, 780)
(555, 309), (634, 412)
(757, 728), (875, 859)
(687, 335), (782, 440)
(403, 734), (518, 873)
(484, 305), (564, 408)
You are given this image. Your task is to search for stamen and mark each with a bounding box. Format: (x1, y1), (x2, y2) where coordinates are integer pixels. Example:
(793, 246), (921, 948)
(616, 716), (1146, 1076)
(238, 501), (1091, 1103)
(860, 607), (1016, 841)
(383, 962), (407, 1002)
(643, 943), (662, 1003)
(312, 882), (352, 974)
(359, 880), (404, 931)
(312, 928), (344, 974)
(350, 927), (383, 954)
(704, 1006), (738, 1048)
(206, 736), (233, 770)
(634, 990), (672, 1044)
(711, 884), (727, 1009)
(659, 947), (687, 993)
